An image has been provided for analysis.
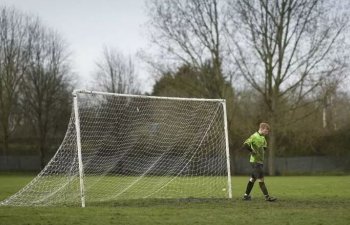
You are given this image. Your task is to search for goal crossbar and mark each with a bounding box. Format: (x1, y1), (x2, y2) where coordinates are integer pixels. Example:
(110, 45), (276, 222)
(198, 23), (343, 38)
(74, 89), (226, 102)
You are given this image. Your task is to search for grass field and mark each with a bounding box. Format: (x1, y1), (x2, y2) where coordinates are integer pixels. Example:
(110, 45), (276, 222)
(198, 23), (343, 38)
(0, 174), (349, 225)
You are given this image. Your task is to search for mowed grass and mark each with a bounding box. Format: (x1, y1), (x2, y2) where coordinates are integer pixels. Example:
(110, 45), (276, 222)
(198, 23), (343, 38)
(0, 174), (349, 225)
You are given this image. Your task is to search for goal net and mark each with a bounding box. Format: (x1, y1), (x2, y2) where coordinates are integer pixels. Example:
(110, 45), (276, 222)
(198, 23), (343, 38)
(0, 90), (231, 207)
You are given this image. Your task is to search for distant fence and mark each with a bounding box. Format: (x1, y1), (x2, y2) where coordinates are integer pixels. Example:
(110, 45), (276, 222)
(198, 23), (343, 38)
(0, 156), (43, 171)
(0, 155), (349, 174)
(234, 156), (350, 175)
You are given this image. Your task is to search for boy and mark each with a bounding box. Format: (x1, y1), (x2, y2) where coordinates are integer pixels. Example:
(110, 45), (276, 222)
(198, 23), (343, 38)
(241, 122), (277, 202)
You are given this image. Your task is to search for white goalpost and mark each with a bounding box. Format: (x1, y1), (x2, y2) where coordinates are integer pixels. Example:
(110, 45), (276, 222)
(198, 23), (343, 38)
(0, 90), (232, 207)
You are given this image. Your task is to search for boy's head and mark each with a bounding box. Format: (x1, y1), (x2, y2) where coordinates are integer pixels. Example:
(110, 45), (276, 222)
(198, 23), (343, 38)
(258, 122), (270, 136)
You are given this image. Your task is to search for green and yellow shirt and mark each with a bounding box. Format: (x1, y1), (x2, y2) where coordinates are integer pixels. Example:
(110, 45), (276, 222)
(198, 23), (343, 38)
(244, 132), (267, 164)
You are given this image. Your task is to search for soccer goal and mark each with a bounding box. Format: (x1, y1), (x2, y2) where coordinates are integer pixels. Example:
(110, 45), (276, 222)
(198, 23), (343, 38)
(0, 90), (232, 207)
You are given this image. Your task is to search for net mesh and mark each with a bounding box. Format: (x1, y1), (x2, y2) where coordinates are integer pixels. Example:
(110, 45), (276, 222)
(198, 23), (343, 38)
(0, 91), (230, 206)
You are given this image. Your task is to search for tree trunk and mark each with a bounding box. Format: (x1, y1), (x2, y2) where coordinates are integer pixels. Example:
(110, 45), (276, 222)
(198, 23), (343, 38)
(268, 126), (276, 175)
(230, 146), (237, 175)
(1, 114), (9, 150)
(39, 137), (46, 169)
(2, 128), (9, 165)
(38, 112), (47, 169)
(268, 94), (278, 176)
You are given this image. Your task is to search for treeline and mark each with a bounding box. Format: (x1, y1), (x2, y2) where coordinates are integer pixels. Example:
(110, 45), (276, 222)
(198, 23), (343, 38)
(0, 7), (74, 168)
(1, 1), (350, 174)
(152, 64), (350, 155)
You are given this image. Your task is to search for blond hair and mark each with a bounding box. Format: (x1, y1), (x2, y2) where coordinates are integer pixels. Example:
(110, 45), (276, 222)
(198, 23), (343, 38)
(259, 122), (270, 130)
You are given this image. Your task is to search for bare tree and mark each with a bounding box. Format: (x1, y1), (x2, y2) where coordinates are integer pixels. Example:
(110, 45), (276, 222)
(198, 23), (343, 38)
(93, 46), (140, 94)
(225, 0), (349, 174)
(146, 0), (230, 96)
(319, 66), (347, 131)
(0, 7), (29, 157)
(22, 20), (73, 168)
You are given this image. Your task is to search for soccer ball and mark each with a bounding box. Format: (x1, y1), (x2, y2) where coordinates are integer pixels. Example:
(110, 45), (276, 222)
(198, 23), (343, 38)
(222, 188), (226, 192)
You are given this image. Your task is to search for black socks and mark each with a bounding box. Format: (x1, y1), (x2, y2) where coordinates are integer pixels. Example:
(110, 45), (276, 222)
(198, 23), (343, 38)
(259, 182), (269, 196)
(245, 181), (255, 195)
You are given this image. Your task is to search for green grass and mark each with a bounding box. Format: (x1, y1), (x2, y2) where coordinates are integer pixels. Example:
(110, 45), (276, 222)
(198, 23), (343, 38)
(0, 174), (349, 225)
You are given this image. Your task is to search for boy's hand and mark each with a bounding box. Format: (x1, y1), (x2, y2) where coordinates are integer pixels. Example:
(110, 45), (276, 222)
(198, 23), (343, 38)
(241, 143), (252, 153)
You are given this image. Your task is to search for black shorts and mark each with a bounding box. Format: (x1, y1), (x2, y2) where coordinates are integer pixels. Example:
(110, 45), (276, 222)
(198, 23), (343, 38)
(250, 162), (264, 179)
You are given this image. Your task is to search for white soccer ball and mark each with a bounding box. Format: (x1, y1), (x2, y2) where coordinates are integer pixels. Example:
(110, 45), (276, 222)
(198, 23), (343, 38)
(222, 188), (226, 191)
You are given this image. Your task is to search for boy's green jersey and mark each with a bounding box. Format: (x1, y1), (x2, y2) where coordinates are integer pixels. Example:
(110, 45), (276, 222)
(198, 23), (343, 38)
(244, 132), (267, 164)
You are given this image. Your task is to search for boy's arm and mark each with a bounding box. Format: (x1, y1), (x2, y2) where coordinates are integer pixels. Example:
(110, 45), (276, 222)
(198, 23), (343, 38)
(263, 139), (268, 151)
(241, 143), (255, 155)
(241, 135), (257, 154)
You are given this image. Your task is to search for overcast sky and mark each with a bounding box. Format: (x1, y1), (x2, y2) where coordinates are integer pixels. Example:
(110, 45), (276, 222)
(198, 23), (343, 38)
(0, 0), (152, 91)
